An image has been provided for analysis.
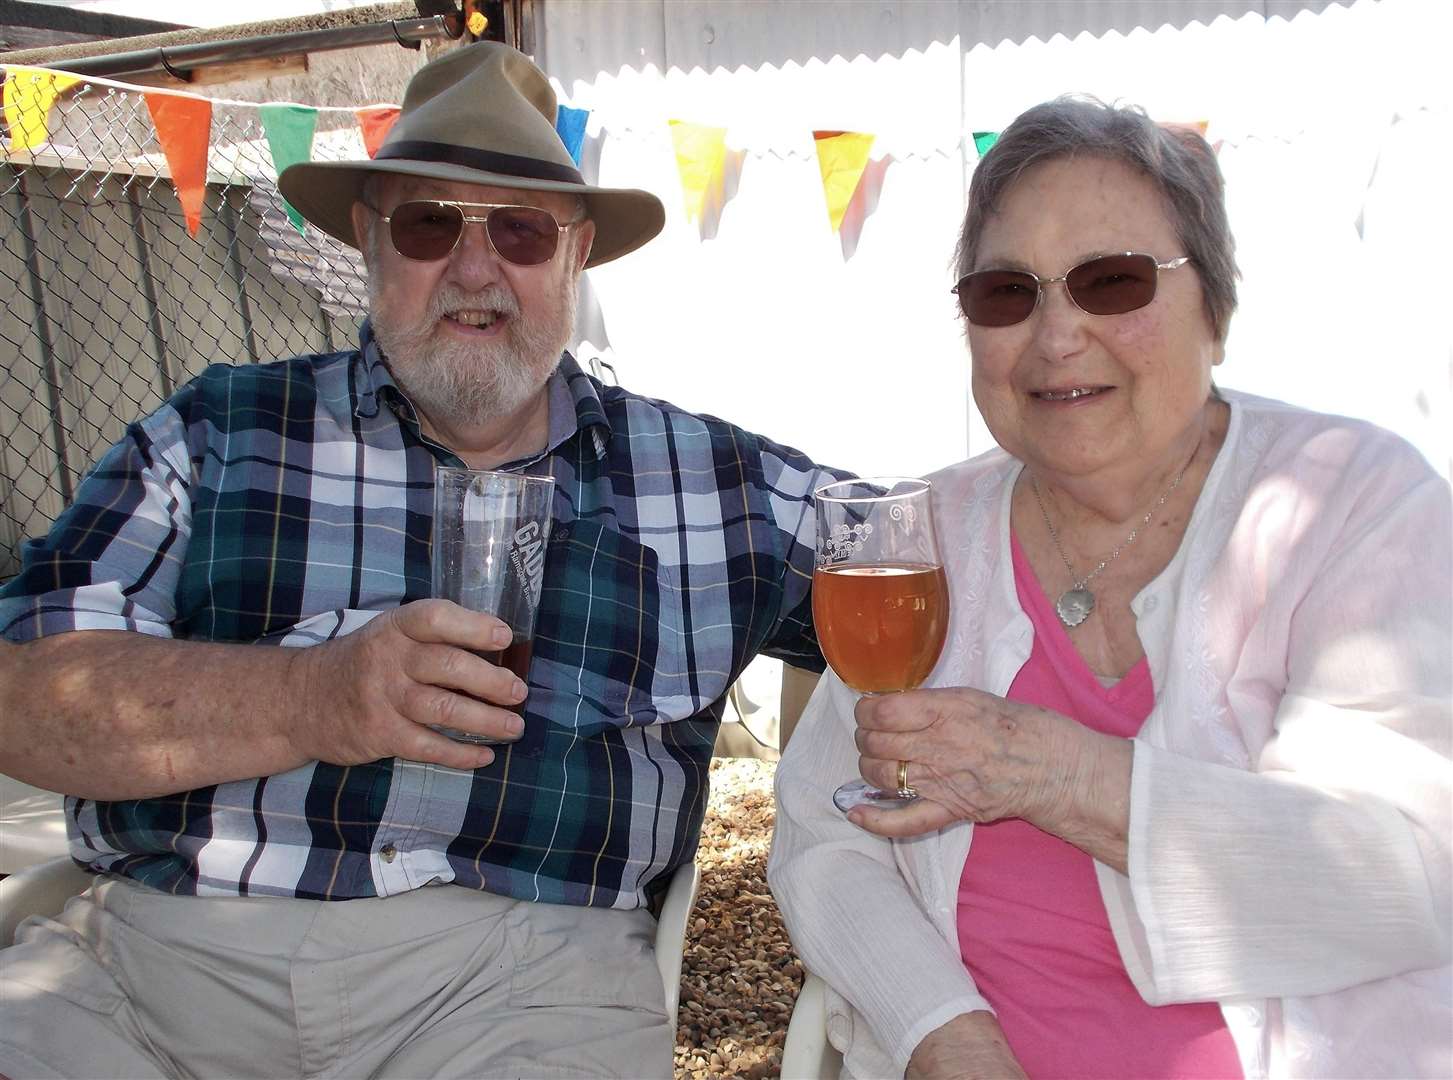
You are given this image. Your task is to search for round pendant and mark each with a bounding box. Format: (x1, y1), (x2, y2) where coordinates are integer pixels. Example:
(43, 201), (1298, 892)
(1056, 586), (1095, 628)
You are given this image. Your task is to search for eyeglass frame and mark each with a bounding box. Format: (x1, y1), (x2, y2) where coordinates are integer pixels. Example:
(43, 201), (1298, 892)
(361, 198), (588, 265)
(951, 252), (1193, 326)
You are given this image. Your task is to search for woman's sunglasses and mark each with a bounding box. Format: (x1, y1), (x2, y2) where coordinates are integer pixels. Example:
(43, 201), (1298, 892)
(366, 199), (581, 266)
(952, 252), (1192, 327)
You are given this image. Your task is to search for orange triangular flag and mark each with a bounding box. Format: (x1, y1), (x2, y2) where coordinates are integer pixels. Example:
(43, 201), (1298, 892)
(668, 120), (727, 224)
(813, 130), (875, 233)
(1163, 119), (1209, 137)
(356, 106), (400, 159)
(4, 66), (80, 152)
(145, 91), (212, 237)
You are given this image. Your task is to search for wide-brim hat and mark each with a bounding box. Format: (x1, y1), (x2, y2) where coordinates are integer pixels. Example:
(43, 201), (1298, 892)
(278, 42), (664, 269)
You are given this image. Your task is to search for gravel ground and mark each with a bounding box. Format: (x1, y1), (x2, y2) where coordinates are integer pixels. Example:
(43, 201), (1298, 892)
(675, 757), (803, 1080)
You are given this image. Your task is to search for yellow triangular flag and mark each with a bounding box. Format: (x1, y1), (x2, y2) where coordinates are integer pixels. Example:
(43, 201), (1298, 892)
(4, 67), (81, 152)
(668, 120), (727, 224)
(814, 131), (875, 233)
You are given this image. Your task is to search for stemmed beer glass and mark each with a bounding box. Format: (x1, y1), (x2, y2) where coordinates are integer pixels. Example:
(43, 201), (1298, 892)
(812, 478), (949, 811)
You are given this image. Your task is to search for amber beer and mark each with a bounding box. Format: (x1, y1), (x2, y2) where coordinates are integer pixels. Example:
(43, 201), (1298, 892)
(813, 562), (949, 693)
(474, 639), (534, 714)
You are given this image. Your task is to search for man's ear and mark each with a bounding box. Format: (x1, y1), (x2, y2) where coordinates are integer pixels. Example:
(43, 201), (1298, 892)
(349, 200), (372, 257)
(573, 220), (596, 271)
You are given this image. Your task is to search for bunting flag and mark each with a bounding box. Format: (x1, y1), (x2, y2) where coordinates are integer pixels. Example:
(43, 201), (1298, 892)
(3, 67), (80, 152)
(1164, 119), (1210, 136)
(972, 131), (1000, 157)
(1162, 119), (1220, 154)
(355, 106), (400, 158)
(144, 91), (213, 237)
(556, 105), (589, 165)
(669, 119), (728, 225)
(813, 130), (875, 233)
(259, 103), (318, 234)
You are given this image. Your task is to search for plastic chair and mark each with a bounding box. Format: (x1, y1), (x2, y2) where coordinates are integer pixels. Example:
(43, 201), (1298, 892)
(0, 854), (92, 947)
(1, 855), (702, 1027)
(656, 857), (701, 1026)
(0, 775), (68, 875)
(780, 970), (845, 1080)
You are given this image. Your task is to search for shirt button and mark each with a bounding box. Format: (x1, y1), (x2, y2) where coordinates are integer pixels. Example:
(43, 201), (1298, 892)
(380, 844), (397, 863)
(1142, 594), (1159, 612)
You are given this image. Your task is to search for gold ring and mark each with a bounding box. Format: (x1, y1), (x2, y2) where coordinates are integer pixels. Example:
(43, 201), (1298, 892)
(896, 759), (913, 796)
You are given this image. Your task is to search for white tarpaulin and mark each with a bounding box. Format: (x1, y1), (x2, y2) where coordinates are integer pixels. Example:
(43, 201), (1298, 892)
(537, 0), (1451, 481)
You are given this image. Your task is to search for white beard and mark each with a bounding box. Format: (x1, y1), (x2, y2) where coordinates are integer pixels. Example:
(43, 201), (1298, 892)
(369, 276), (577, 431)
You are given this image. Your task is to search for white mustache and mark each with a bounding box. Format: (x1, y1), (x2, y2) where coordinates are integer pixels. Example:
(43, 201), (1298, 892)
(429, 285), (520, 322)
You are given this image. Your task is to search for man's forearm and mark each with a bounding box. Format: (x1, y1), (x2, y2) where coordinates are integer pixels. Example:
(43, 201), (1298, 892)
(0, 630), (311, 800)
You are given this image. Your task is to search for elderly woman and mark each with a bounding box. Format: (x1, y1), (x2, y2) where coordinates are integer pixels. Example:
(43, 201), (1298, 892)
(769, 97), (1451, 1080)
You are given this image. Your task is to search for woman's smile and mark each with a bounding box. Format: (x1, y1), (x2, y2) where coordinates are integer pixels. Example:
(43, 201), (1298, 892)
(1028, 385), (1114, 404)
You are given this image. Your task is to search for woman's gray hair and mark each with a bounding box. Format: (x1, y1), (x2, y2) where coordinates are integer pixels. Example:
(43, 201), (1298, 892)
(954, 96), (1238, 341)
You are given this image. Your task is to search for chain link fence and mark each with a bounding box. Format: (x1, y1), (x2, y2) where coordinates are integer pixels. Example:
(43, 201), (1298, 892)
(1, 72), (376, 581)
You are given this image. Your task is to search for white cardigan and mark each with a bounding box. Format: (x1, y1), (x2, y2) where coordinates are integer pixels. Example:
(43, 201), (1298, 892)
(768, 391), (1452, 1080)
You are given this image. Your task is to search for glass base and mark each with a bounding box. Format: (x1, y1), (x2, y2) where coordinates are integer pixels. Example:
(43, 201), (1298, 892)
(832, 778), (919, 813)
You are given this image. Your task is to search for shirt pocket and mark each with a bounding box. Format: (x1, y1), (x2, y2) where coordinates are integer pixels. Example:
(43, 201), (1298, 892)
(529, 519), (714, 735)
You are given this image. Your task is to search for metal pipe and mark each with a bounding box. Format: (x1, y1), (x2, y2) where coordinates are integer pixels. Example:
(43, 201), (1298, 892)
(123, 182), (176, 398)
(14, 171), (75, 506)
(44, 14), (463, 81)
(219, 196), (260, 367)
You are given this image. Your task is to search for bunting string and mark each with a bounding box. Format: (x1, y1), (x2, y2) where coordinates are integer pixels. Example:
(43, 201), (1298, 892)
(2, 61), (1399, 251)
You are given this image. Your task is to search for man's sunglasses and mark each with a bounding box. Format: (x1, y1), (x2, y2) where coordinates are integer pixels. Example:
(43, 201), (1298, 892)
(952, 252), (1193, 327)
(365, 199), (582, 266)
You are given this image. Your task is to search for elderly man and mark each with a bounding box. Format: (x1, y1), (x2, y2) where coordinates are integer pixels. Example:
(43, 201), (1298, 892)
(0, 43), (839, 1079)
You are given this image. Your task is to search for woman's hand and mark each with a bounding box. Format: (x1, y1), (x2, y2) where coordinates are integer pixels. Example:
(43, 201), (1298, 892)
(906, 1011), (1027, 1080)
(847, 687), (1133, 870)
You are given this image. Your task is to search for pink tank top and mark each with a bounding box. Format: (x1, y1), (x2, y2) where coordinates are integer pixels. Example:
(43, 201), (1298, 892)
(953, 533), (1242, 1078)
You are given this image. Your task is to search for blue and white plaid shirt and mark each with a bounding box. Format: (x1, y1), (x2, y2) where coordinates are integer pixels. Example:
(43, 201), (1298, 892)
(1, 327), (842, 908)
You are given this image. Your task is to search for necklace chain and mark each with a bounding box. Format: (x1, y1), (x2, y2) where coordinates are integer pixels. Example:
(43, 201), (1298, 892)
(1030, 448), (1197, 593)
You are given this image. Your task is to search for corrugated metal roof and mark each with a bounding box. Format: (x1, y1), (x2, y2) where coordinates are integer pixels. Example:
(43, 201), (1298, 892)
(534, 0), (1343, 76)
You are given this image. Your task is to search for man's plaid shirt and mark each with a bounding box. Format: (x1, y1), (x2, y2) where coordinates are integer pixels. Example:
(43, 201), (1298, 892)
(0, 328), (841, 908)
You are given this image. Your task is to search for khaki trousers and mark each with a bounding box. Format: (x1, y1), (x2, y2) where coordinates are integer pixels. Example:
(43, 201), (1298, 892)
(0, 874), (672, 1079)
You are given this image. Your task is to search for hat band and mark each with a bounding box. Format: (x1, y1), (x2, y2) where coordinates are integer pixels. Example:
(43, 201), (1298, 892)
(376, 140), (585, 186)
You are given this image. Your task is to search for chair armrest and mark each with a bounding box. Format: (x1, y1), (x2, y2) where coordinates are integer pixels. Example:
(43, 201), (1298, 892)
(0, 855), (95, 947)
(654, 859), (701, 1027)
(781, 970), (844, 1080)
(0, 776), (69, 875)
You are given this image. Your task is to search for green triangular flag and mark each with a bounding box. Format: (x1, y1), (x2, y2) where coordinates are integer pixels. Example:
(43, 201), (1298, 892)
(973, 131), (999, 157)
(259, 103), (318, 235)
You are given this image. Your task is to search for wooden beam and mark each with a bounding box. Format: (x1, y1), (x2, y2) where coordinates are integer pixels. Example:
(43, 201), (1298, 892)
(118, 54), (309, 90)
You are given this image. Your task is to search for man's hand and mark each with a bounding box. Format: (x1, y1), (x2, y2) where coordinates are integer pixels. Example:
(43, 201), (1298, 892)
(906, 1011), (1027, 1080)
(291, 599), (528, 771)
